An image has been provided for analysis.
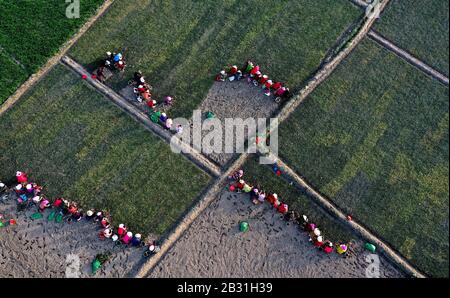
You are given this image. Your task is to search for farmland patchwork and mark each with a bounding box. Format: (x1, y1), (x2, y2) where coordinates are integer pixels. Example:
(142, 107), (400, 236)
(279, 39), (449, 277)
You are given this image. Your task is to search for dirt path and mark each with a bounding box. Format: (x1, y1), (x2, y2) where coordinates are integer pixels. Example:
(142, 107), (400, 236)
(368, 30), (449, 86)
(0, 0), (115, 116)
(149, 190), (403, 278)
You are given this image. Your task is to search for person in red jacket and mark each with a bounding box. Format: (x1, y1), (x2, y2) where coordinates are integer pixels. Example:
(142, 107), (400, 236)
(267, 193), (278, 205)
(16, 171), (28, 184)
(323, 241), (334, 254)
(236, 179), (246, 191)
(250, 65), (260, 76)
(278, 203), (288, 214)
(228, 65), (238, 76)
(272, 81), (282, 91)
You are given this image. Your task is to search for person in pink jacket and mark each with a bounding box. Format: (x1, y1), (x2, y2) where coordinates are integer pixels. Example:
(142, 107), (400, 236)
(122, 231), (133, 244)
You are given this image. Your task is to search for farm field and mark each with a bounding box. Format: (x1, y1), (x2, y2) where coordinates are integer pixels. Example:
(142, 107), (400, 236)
(0, 64), (211, 235)
(69, 0), (360, 118)
(278, 38), (449, 277)
(0, 0), (104, 104)
(0, 51), (28, 103)
(242, 156), (355, 244)
(374, 0), (449, 76)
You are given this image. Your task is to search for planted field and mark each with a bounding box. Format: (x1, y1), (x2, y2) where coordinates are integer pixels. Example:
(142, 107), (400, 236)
(375, 0), (449, 75)
(0, 51), (28, 103)
(279, 39), (449, 277)
(69, 0), (360, 118)
(0, 64), (211, 235)
(0, 0), (104, 103)
(242, 156), (355, 243)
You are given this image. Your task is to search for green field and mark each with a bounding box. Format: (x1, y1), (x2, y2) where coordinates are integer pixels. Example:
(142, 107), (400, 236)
(375, 0), (449, 76)
(242, 156), (355, 243)
(0, 51), (28, 102)
(0, 0), (104, 104)
(279, 39), (449, 277)
(69, 0), (360, 118)
(0, 64), (211, 235)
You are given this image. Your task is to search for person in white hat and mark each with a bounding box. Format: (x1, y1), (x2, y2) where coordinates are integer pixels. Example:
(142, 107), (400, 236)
(132, 233), (142, 246)
(112, 234), (119, 242)
(86, 210), (94, 220)
(14, 184), (23, 194)
(313, 228), (321, 237)
(116, 60), (126, 71)
(117, 223), (127, 236)
(0, 182), (7, 195)
(32, 196), (42, 204)
(159, 112), (168, 123)
(16, 171), (28, 183)
(215, 70), (227, 82)
(103, 228), (112, 239)
(25, 184), (33, 193)
(94, 211), (103, 222)
(313, 235), (324, 247)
